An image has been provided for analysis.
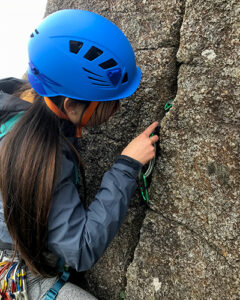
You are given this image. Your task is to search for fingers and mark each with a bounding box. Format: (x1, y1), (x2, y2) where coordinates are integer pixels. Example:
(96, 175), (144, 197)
(143, 121), (159, 137)
(121, 121), (159, 165)
(150, 134), (159, 144)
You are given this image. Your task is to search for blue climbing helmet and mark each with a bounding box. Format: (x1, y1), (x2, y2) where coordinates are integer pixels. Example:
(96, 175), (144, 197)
(28, 9), (141, 101)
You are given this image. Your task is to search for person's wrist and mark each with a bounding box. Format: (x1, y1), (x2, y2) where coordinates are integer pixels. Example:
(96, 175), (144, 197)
(115, 155), (142, 170)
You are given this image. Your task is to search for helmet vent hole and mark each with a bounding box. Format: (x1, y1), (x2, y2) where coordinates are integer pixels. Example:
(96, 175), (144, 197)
(35, 29), (39, 34)
(122, 72), (128, 83)
(70, 40), (83, 54)
(99, 59), (117, 69)
(84, 46), (103, 61)
(30, 33), (34, 38)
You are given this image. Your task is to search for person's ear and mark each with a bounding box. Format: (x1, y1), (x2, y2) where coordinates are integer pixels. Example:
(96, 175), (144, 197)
(64, 98), (77, 115)
(64, 98), (86, 124)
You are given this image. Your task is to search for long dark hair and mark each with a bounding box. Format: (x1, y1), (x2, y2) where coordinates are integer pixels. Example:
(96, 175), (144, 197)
(0, 85), (86, 276)
(0, 83), (119, 276)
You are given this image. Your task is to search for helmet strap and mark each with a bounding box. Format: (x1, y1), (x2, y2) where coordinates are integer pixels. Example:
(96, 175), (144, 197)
(44, 97), (69, 120)
(76, 101), (99, 138)
(44, 97), (99, 138)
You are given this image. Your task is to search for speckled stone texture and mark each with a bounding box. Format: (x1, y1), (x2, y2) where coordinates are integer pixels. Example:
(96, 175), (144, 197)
(126, 211), (239, 299)
(44, 0), (239, 299)
(126, 0), (240, 299)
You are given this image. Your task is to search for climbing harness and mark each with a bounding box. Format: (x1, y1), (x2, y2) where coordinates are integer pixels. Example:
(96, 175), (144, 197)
(138, 99), (174, 204)
(0, 251), (70, 300)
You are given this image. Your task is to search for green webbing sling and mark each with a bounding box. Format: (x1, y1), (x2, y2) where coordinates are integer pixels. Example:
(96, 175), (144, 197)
(138, 99), (174, 204)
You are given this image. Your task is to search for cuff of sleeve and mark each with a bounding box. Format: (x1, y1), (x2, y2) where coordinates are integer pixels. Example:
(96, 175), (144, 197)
(115, 155), (142, 174)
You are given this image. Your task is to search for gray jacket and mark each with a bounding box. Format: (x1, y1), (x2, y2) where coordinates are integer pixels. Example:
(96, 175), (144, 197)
(0, 78), (142, 271)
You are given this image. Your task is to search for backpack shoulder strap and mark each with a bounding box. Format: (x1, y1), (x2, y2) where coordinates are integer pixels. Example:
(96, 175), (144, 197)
(45, 258), (70, 300)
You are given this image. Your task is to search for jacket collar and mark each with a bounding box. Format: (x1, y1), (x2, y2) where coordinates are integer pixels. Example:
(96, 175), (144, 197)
(0, 77), (31, 113)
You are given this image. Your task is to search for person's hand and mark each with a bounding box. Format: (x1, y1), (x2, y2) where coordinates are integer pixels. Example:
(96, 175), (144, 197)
(121, 122), (159, 166)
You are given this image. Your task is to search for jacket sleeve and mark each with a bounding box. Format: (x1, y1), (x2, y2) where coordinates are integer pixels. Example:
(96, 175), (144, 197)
(47, 153), (142, 272)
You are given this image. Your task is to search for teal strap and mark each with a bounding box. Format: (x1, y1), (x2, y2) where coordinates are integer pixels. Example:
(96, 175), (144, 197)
(0, 111), (25, 139)
(45, 270), (70, 300)
(45, 258), (70, 300)
(57, 257), (65, 273)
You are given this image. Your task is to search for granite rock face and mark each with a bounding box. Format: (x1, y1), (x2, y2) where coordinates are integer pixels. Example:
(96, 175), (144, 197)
(126, 211), (239, 299)
(45, 0), (240, 299)
(126, 0), (240, 299)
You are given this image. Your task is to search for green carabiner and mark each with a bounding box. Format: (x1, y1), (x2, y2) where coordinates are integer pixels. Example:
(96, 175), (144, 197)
(164, 99), (174, 112)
